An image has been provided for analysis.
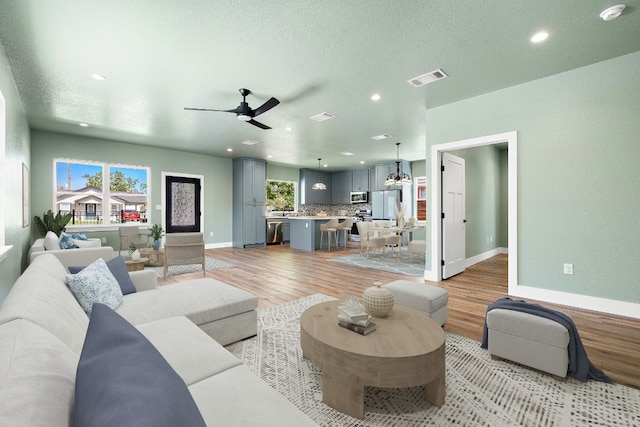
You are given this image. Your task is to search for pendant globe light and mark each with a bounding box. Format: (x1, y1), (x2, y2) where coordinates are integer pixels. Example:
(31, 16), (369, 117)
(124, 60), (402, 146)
(385, 143), (412, 186)
(312, 158), (327, 190)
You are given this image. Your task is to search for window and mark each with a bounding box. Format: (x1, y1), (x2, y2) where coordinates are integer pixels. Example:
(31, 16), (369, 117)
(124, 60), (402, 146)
(54, 160), (149, 226)
(414, 176), (427, 222)
(266, 180), (297, 212)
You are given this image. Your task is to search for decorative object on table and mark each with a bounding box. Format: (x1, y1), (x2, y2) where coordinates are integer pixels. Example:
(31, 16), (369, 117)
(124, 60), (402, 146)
(396, 200), (407, 228)
(33, 209), (72, 237)
(129, 243), (141, 261)
(338, 319), (377, 335)
(337, 297), (371, 326)
(362, 282), (395, 317)
(316, 210), (327, 217)
(148, 223), (164, 250)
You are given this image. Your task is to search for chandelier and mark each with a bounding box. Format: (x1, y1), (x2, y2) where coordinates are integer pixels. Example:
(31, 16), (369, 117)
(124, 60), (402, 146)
(385, 143), (412, 186)
(311, 158), (327, 190)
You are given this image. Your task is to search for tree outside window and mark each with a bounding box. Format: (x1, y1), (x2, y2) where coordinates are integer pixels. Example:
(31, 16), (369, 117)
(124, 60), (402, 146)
(266, 180), (296, 212)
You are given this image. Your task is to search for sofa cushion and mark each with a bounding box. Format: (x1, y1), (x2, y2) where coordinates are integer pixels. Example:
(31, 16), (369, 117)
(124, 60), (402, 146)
(0, 319), (79, 427)
(59, 232), (78, 249)
(75, 304), (206, 427)
(65, 258), (123, 315)
(44, 230), (60, 250)
(69, 256), (137, 295)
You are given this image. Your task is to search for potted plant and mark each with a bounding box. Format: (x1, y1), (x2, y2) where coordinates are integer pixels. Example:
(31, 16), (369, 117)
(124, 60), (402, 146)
(148, 223), (164, 251)
(33, 209), (72, 237)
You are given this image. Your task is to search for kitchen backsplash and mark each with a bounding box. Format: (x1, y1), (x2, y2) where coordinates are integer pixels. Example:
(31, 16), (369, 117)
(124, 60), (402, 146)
(298, 203), (371, 216)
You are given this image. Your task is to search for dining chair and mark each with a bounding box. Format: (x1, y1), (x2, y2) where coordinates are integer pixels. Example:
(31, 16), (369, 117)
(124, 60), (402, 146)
(356, 221), (386, 258)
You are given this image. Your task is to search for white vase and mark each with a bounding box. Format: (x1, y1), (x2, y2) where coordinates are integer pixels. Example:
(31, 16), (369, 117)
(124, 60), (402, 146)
(362, 282), (395, 318)
(130, 249), (141, 261)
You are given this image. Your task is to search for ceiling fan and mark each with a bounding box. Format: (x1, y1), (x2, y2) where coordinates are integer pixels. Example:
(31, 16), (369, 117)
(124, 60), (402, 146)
(184, 88), (280, 130)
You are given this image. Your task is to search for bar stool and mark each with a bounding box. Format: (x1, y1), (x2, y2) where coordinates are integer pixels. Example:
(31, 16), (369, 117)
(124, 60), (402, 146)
(336, 218), (353, 248)
(319, 218), (339, 251)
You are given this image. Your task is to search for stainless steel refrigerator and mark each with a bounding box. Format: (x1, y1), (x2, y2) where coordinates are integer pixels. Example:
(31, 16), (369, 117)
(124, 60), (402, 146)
(371, 190), (401, 220)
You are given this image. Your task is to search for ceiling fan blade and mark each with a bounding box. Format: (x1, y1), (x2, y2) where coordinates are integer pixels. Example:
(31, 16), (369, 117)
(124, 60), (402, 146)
(247, 119), (271, 130)
(252, 97), (280, 117)
(184, 107), (239, 113)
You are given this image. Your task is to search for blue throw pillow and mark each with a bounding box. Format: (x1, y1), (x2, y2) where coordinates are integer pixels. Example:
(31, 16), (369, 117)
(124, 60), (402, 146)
(65, 258), (123, 315)
(59, 232), (78, 249)
(75, 304), (207, 427)
(69, 256), (137, 295)
(71, 233), (88, 240)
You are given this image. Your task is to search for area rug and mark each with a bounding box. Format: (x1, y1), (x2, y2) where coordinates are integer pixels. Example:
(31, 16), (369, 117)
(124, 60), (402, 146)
(226, 294), (640, 427)
(144, 256), (233, 277)
(329, 248), (425, 277)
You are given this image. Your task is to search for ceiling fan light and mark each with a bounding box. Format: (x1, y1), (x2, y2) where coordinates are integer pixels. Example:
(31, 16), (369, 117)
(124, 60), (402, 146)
(237, 114), (252, 122)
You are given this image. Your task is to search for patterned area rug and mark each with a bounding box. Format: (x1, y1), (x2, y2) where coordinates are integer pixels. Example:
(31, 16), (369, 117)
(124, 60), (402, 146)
(226, 294), (640, 427)
(144, 256), (233, 277)
(328, 248), (425, 277)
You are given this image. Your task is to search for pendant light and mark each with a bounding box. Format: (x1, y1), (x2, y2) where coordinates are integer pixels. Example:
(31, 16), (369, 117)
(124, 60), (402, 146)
(311, 158), (327, 190)
(385, 143), (412, 186)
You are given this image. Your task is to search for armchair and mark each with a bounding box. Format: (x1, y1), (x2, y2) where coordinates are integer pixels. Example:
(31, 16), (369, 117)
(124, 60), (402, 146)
(164, 232), (205, 276)
(119, 226), (149, 254)
(356, 222), (386, 258)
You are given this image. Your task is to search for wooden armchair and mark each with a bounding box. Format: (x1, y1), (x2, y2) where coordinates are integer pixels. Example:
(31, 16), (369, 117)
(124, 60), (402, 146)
(119, 226), (149, 253)
(163, 232), (205, 276)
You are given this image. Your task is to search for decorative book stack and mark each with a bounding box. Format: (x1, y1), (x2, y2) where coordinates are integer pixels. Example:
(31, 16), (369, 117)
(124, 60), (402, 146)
(337, 298), (377, 336)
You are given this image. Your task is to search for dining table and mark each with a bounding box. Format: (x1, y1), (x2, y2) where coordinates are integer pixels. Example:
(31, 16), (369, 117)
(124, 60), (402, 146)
(367, 225), (425, 262)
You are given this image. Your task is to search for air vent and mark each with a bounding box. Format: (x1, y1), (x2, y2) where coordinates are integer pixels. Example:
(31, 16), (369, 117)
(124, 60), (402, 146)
(340, 151), (354, 156)
(241, 139), (260, 145)
(371, 133), (392, 140)
(407, 69), (448, 87)
(310, 112), (336, 122)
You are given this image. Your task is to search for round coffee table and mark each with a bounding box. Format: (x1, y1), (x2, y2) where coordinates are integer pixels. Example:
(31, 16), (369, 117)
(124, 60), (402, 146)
(124, 257), (148, 272)
(300, 300), (445, 419)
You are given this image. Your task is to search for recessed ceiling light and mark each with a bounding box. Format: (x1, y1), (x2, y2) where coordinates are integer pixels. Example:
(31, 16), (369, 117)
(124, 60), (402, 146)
(310, 112), (336, 122)
(340, 151), (354, 156)
(360, 161), (365, 164)
(371, 133), (392, 140)
(241, 139), (260, 145)
(285, 127), (292, 131)
(91, 74), (106, 81)
(600, 4), (626, 21)
(79, 123), (89, 127)
(226, 148), (233, 152)
(530, 31), (549, 43)
(323, 164), (328, 168)
(371, 94), (381, 101)
(267, 155), (272, 158)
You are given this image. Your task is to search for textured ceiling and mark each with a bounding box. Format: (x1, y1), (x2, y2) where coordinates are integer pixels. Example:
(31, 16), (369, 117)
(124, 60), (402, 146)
(1, 0), (639, 170)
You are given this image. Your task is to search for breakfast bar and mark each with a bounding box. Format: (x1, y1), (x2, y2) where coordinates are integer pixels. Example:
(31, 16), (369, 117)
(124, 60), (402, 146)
(289, 216), (349, 251)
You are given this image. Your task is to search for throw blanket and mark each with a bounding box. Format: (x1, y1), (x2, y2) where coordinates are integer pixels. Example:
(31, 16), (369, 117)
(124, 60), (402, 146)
(481, 298), (612, 383)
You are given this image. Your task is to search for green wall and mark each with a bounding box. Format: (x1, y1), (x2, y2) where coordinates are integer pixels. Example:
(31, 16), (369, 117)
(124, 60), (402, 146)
(425, 51), (640, 304)
(0, 43), (31, 301)
(30, 130), (233, 248)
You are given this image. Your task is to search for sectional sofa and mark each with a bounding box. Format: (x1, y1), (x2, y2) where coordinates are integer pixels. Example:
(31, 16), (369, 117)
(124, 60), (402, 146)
(0, 253), (318, 426)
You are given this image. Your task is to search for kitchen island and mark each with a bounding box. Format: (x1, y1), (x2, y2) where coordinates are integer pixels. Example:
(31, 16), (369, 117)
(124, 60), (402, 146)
(289, 216), (350, 251)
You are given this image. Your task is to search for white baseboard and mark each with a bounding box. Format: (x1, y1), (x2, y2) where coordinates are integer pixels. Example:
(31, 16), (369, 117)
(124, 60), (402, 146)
(205, 242), (232, 249)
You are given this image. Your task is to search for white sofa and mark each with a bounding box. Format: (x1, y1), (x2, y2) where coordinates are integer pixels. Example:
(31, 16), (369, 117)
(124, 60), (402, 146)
(29, 237), (116, 268)
(0, 254), (318, 426)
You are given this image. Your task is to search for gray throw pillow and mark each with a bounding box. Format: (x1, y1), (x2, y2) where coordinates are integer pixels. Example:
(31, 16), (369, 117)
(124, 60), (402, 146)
(69, 256), (136, 295)
(75, 303), (207, 427)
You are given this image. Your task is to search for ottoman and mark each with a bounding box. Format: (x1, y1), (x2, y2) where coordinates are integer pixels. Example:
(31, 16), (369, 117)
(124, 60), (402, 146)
(486, 308), (570, 378)
(383, 280), (448, 326)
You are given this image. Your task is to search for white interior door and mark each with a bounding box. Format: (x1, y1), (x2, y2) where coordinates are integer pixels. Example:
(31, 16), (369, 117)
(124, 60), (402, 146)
(442, 152), (466, 279)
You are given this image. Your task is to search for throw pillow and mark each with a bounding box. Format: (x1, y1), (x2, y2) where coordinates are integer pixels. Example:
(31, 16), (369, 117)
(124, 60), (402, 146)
(44, 230), (61, 250)
(65, 258), (123, 315)
(75, 304), (207, 427)
(59, 232), (78, 249)
(73, 238), (101, 248)
(69, 256), (137, 295)
(71, 232), (88, 240)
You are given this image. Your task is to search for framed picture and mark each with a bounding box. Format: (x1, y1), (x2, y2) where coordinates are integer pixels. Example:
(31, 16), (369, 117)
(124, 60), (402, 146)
(22, 163), (30, 227)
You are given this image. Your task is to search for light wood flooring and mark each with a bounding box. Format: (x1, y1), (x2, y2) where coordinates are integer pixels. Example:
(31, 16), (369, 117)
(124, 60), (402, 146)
(158, 244), (640, 389)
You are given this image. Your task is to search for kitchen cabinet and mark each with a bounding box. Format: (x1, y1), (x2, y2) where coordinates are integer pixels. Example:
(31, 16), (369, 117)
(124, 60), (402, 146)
(331, 171), (352, 204)
(373, 160), (410, 191)
(282, 219), (290, 243)
(233, 158), (267, 248)
(351, 169), (370, 192)
(300, 169), (332, 204)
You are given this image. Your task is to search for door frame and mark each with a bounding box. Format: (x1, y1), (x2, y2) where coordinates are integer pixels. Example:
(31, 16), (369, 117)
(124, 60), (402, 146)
(161, 171), (205, 236)
(427, 131), (517, 290)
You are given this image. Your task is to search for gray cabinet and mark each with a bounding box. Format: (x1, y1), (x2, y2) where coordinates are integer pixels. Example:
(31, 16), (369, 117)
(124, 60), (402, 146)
(282, 219), (290, 243)
(352, 169), (370, 192)
(300, 169), (332, 204)
(331, 171), (352, 204)
(373, 160), (410, 191)
(233, 158), (266, 248)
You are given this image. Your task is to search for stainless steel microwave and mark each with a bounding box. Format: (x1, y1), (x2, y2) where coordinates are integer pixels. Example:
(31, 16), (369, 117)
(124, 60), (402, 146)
(350, 191), (368, 203)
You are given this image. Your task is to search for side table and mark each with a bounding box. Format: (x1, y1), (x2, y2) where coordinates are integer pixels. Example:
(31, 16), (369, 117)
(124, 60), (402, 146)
(140, 247), (165, 267)
(124, 257), (149, 272)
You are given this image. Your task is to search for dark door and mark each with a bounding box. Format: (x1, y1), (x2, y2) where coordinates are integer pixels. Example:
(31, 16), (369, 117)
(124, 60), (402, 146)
(165, 175), (201, 233)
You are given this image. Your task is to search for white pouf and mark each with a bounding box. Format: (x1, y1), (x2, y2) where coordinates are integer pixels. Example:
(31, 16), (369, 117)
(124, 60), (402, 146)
(383, 280), (448, 326)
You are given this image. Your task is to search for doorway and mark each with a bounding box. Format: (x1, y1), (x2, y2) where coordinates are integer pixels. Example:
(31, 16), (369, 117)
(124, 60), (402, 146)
(428, 131), (517, 288)
(162, 172), (204, 234)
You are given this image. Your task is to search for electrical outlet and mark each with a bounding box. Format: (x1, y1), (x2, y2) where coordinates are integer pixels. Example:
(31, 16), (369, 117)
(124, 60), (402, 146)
(101, 237), (107, 244)
(563, 263), (574, 275)
(209, 232), (213, 237)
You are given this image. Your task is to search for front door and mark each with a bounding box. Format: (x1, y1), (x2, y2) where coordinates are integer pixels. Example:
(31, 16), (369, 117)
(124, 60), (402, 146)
(165, 175), (202, 233)
(442, 152), (466, 279)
